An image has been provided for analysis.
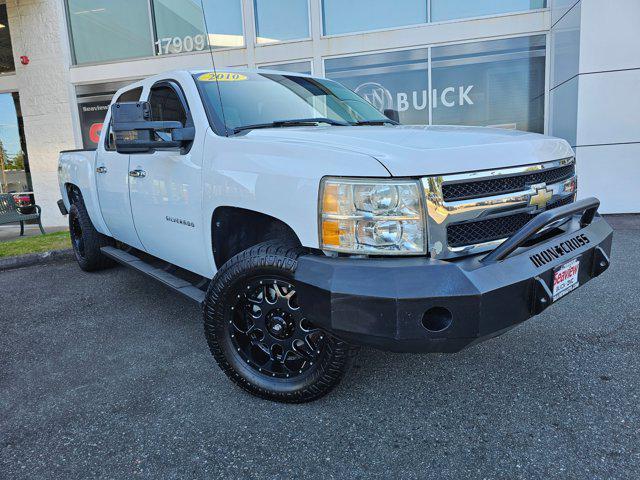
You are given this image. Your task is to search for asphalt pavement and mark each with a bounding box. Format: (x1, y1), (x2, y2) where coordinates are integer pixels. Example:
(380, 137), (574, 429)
(1, 227), (638, 479)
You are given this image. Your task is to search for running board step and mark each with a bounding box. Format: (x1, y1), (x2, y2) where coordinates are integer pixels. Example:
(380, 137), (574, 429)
(101, 246), (207, 304)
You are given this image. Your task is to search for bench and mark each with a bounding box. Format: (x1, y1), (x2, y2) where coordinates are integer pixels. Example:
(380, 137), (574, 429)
(0, 193), (46, 236)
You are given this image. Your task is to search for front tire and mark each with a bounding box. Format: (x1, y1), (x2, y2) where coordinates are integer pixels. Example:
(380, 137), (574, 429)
(204, 241), (357, 403)
(68, 199), (114, 272)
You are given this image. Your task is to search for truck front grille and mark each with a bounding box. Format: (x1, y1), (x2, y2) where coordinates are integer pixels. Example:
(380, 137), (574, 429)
(442, 163), (575, 202)
(446, 195), (574, 248)
(447, 212), (532, 248)
(422, 158), (577, 259)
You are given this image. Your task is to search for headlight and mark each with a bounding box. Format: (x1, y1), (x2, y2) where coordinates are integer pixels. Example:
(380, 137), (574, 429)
(319, 178), (425, 255)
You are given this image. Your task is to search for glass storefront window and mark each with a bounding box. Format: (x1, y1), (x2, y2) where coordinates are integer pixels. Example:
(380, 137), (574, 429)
(75, 81), (141, 149)
(322, 0), (427, 36)
(254, 0), (309, 44)
(0, 93), (32, 199)
(0, 4), (15, 73)
(67, 0), (153, 64)
(325, 35), (546, 133)
(431, 0), (546, 22)
(431, 35), (546, 132)
(153, 0), (207, 55)
(258, 61), (312, 75)
(325, 49), (429, 125)
(152, 0), (244, 55)
(203, 0), (244, 49)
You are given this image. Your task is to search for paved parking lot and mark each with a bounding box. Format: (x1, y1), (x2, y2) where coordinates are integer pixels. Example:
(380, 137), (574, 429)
(1, 226), (639, 479)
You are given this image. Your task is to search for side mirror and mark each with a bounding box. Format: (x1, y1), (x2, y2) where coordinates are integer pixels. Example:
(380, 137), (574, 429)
(111, 101), (195, 153)
(383, 109), (400, 123)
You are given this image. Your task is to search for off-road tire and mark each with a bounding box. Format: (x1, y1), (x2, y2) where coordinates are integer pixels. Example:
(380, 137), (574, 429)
(204, 241), (357, 403)
(68, 198), (114, 272)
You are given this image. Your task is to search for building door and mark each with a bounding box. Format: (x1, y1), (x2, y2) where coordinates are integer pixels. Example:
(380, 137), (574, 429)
(128, 80), (207, 276)
(0, 93), (35, 212)
(95, 87), (145, 249)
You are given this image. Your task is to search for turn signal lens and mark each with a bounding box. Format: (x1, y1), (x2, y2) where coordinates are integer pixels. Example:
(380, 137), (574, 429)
(322, 183), (339, 214)
(321, 219), (341, 247)
(319, 178), (425, 255)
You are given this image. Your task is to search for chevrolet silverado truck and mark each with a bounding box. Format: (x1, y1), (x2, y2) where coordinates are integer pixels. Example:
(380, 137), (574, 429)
(58, 69), (613, 403)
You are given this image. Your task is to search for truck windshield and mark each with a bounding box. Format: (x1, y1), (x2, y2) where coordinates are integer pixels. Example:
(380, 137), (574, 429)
(194, 71), (392, 134)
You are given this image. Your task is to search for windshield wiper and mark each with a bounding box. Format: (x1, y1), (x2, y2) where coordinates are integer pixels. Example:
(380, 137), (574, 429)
(352, 119), (399, 126)
(233, 118), (349, 134)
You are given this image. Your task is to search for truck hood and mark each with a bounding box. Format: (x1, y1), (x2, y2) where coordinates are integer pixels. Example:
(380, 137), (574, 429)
(244, 125), (574, 176)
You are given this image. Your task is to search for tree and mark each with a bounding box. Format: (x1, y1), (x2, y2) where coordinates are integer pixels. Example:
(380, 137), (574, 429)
(0, 139), (7, 191)
(11, 150), (25, 170)
(0, 139), (6, 165)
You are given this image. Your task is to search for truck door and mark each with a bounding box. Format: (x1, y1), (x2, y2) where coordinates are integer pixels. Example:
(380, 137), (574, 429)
(128, 80), (207, 276)
(95, 87), (145, 250)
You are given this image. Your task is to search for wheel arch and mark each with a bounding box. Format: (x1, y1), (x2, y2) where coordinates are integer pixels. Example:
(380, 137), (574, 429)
(64, 182), (81, 205)
(62, 182), (111, 237)
(211, 206), (302, 270)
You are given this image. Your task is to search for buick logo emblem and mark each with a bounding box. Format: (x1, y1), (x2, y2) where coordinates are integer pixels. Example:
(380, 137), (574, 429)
(355, 82), (393, 112)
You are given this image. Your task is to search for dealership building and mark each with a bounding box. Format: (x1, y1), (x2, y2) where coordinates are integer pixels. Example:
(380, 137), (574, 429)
(0, 0), (638, 227)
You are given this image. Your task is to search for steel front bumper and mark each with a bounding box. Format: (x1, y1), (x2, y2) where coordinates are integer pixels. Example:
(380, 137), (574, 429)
(294, 198), (613, 353)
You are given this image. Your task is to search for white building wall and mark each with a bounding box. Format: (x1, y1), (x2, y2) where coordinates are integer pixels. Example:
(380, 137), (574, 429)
(6, 0), (77, 227)
(550, 0), (640, 213)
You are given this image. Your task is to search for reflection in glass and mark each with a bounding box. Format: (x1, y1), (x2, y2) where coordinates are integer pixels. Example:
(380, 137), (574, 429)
(431, 0), (546, 22)
(258, 61), (312, 75)
(431, 36), (546, 132)
(67, 0), (153, 64)
(195, 71), (388, 131)
(203, 0), (244, 48)
(325, 49), (430, 125)
(0, 93), (31, 196)
(75, 82), (141, 149)
(322, 0), (426, 35)
(0, 4), (15, 73)
(325, 35), (546, 133)
(254, 0), (309, 44)
(152, 0), (244, 55)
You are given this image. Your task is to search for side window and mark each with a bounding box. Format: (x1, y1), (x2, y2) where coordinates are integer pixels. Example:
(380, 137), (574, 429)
(105, 87), (143, 151)
(117, 87), (143, 103)
(148, 84), (188, 142)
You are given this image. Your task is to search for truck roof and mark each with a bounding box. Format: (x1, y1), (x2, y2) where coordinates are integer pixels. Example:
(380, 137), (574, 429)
(112, 68), (314, 101)
(190, 67), (312, 77)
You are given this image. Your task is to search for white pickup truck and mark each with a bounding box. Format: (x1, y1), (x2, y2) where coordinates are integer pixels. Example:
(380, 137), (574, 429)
(58, 69), (613, 403)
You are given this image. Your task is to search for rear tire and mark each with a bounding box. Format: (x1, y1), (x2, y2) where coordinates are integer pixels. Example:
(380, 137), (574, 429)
(204, 241), (357, 403)
(68, 198), (114, 272)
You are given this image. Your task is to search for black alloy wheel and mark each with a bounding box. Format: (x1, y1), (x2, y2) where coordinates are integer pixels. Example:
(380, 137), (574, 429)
(70, 209), (86, 258)
(204, 241), (357, 403)
(67, 198), (114, 272)
(229, 277), (325, 379)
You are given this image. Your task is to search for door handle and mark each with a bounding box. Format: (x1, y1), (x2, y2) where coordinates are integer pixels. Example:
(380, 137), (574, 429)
(129, 169), (146, 178)
(96, 166), (107, 174)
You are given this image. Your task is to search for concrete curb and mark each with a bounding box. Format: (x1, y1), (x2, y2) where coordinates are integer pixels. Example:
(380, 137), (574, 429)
(0, 249), (74, 272)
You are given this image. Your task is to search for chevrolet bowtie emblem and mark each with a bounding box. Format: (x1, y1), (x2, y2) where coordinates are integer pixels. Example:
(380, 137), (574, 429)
(529, 185), (553, 210)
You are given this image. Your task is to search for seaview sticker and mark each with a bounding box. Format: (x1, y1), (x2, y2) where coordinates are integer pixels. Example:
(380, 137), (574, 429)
(198, 72), (247, 82)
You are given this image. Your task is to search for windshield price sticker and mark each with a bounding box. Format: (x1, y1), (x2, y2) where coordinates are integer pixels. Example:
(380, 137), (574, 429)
(552, 257), (580, 302)
(198, 72), (247, 82)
